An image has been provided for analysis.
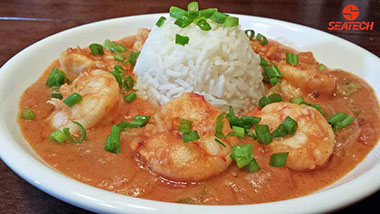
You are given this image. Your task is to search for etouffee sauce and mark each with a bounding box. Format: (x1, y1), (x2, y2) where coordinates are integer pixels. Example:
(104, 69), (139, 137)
(18, 44), (380, 205)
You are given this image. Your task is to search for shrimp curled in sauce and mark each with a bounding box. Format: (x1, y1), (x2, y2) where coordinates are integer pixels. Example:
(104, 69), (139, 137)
(131, 93), (238, 182)
(48, 69), (119, 132)
(252, 102), (335, 171)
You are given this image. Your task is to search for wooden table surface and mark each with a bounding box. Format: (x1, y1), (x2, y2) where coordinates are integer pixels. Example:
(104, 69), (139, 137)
(0, 0), (379, 213)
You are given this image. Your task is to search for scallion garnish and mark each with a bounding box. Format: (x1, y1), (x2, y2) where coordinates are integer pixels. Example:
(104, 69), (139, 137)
(270, 152), (289, 167)
(244, 158), (260, 172)
(117, 115), (151, 131)
(260, 58), (283, 86)
(89, 43), (104, 56)
(104, 125), (121, 154)
(175, 34), (190, 46)
(182, 131), (200, 142)
(48, 129), (67, 144)
(196, 18), (212, 31)
(282, 116), (298, 135)
(179, 118), (193, 134)
(210, 11), (228, 24)
(63, 92), (82, 107)
(187, 1), (199, 11)
(110, 70), (122, 85)
(169, 6), (187, 19)
(232, 126), (245, 138)
(254, 124), (272, 145)
(214, 138), (226, 147)
(327, 112), (355, 131)
(123, 76), (133, 91)
(226, 106), (261, 129)
(318, 63), (326, 71)
(174, 15), (193, 28)
(156, 16), (167, 27)
(51, 86), (63, 99)
(125, 51), (140, 66)
(271, 124), (287, 138)
(244, 29), (255, 40)
(124, 92), (137, 103)
(63, 121), (86, 144)
(224, 16), (239, 27)
(21, 108), (36, 120)
(114, 65), (125, 77)
(114, 52), (127, 63)
(258, 93), (283, 108)
(256, 33), (268, 46)
(46, 67), (70, 87)
(199, 8), (217, 18)
(230, 143), (254, 168)
(103, 39), (126, 53)
(286, 53), (299, 66)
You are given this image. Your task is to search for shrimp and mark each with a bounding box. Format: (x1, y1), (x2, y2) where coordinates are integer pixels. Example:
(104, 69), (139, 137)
(251, 102), (335, 171)
(48, 69), (119, 132)
(59, 47), (125, 79)
(277, 61), (336, 95)
(130, 93), (238, 182)
(132, 28), (150, 52)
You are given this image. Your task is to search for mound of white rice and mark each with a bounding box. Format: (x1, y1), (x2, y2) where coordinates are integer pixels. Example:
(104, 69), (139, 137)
(134, 17), (264, 114)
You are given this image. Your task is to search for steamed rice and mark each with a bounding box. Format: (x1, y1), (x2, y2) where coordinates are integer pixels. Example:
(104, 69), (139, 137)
(134, 17), (264, 114)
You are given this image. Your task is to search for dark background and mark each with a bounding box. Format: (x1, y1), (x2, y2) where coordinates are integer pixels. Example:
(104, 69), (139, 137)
(0, 0), (379, 213)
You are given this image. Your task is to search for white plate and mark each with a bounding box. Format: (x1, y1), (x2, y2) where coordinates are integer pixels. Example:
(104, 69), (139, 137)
(0, 13), (379, 214)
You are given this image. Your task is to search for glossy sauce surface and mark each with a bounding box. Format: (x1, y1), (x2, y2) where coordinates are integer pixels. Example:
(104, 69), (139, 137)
(18, 37), (380, 205)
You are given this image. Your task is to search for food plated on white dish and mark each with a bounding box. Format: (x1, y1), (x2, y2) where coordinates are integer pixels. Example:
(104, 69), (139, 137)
(0, 2), (379, 213)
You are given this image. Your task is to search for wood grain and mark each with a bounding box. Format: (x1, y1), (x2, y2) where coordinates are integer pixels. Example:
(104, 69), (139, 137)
(0, 0), (379, 213)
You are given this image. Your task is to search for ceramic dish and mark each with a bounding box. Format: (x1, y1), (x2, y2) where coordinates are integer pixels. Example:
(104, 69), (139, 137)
(0, 13), (379, 213)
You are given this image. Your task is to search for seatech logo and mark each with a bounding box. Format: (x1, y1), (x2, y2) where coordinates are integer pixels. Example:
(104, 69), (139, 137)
(328, 4), (374, 31)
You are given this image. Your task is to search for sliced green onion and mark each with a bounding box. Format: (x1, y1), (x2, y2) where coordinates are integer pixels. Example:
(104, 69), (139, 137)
(334, 115), (356, 131)
(262, 62), (282, 78)
(48, 129), (67, 143)
(226, 106), (261, 130)
(271, 124), (287, 138)
(269, 77), (281, 85)
(169, 6), (187, 19)
(187, 1), (198, 11)
(110, 70), (122, 85)
(312, 104), (324, 115)
(199, 8), (217, 18)
(126, 51), (140, 66)
(124, 92), (137, 103)
(197, 18), (212, 31)
(270, 152), (289, 167)
(258, 93), (283, 108)
(282, 116), (298, 135)
(46, 67), (70, 87)
(21, 108), (36, 120)
(256, 33), (268, 46)
(63, 121), (86, 144)
(155, 16), (167, 27)
(224, 16), (239, 27)
(103, 39), (126, 53)
(63, 92), (82, 107)
(230, 143), (254, 168)
(254, 124), (272, 145)
(174, 17), (193, 28)
(175, 34), (190, 46)
(179, 118), (193, 134)
(104, 125), (121, 154)
(291, 97), (304, 104)
(215, 138), (226, 147)
(215, 113), (226, 138)
(182, 131), (200, 142)
(286, 53), (299, 66)
(232, 126), (245, 138)
(246, 129), (257, 140)
(114, 65), (125, 76)
(210, 11), (228, 24)
(114, 52), (127, 63)
(327, 112), (355, 131)
(118, 115), (151, 131)
(244, 158), (260, 172)
(244, 29), (255, 40)
(260, 56), (269, 66)
(123, 76), (133, 91)
(51, 86), (63, 99)
(318, 63), (326, 71)
(89, 43), (104, 56)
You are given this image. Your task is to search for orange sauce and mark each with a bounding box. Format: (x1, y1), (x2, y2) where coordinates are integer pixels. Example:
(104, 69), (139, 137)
(18, 40), (380, 205)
